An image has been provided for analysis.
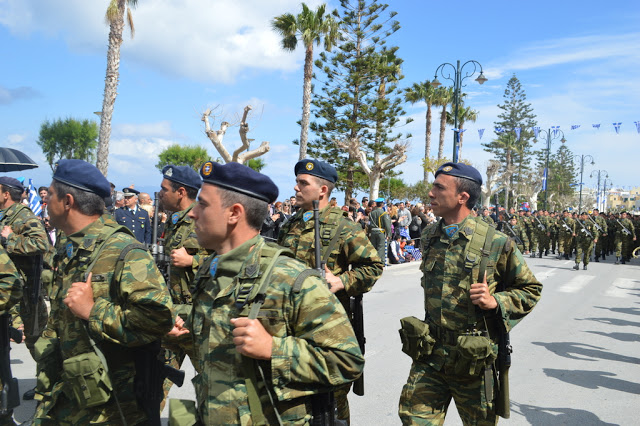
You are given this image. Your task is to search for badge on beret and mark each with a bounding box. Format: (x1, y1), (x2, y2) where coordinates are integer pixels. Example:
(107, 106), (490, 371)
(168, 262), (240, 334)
(165, 167), (173, 177)
(443, 166), (453, 172)
(306, 162), (314, 171)
(443, 224), (458, 238)
(209, 256), (219, 278)
(202, 162), (213, 177)
(172, 213), (179, 224)
(303, 211), (313, 222)
(66, 242), (74, 259)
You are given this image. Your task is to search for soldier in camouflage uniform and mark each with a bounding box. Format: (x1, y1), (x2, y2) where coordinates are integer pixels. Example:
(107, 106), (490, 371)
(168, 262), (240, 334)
(277, 159), (383, 424)
(573, 212), (599, 270)
(398, 163), (542, 425)
(591, 209), (608, 262)
(614, 211), (636, 264)
(557, 210), (576, 260)
(157, 165), (211, 405)
(0, 176), (50, 401)
(168, 161), (364, 424)
(502, 216), (529, 254)
(34, 160), (174, 425)
(480, 208), (495, 226)
(368, 198), (392, 264)
(0, 246), (24, 425)
(548, 211), (559, 254)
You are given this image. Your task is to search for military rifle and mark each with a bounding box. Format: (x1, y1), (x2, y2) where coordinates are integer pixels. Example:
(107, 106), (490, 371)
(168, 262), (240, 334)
(576, 219), (594, 240)
(533, 215), (546, 232)
(587, 216), (603, 233)
(501, 221), (523, 246)
(561, 217), (572, 233)
(29, 254), (44, 337)
(615, 218), (632, 236)
(495, 319), (512, 419)
(0, 313), (22, 415)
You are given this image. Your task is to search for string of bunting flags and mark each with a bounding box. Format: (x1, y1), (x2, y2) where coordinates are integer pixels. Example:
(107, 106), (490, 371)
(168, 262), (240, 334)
(461, 121), (640, 140)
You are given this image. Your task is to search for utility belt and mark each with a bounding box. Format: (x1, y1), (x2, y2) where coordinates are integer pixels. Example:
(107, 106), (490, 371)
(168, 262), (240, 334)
(369, 227), (383, 232)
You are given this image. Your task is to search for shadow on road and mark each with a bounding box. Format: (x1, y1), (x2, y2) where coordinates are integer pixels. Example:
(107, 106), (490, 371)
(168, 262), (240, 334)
(513, 401), (617, 426)
(593, 305), (640, 316)
(576, 316), (640, 327)
(12, 377), (37, 423)
(532, 341), (640, 364)
(584, 330), (640, 342)
(543, 368), (640, 394)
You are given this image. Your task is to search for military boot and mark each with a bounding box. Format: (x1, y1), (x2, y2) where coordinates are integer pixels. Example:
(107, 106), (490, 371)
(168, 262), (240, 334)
(601, 252), (606, 260)
(573, 264), (579, 270)
(564, 254), (570, 260)
(530, 252), (536, 258)
(615, 257), (620, 264)
(595, 256), (599, 262)
(539, 251), (542, 258)
(583, 264), (587, 270)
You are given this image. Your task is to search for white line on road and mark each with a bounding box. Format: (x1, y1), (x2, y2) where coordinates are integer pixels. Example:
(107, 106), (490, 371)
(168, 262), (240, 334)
(557, 274), (596, 293)
(606, 277), (640, 298)
(534, 269), (557, 281)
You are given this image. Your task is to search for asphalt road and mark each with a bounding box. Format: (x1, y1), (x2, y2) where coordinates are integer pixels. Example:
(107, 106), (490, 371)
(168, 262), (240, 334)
(8, 252), (639, 425)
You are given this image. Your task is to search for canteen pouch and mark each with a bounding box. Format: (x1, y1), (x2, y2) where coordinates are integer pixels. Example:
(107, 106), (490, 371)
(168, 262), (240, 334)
(61, 351), (113, 408)
(454, 333), (497, 376)
(399, 316), (435, 360)
(168, 398), (199, 426)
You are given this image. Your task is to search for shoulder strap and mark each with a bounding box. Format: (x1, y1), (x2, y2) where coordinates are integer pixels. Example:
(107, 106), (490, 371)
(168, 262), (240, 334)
(292, 269), (322, 293)
(321, 218), (348, 264)
(464, 221), (495, 327)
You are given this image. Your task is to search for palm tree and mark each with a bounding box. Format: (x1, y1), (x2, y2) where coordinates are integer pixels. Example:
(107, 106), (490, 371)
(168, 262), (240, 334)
(446, 105), (478, 155)
(96, 0), (138, 177)
(404, 80), (437, 183)
(272, 3), (340, 160)
(432, 86), (453, 161)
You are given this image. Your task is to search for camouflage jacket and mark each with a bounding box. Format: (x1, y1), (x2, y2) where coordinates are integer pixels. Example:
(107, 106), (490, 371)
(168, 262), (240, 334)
(559, 217), (576, 235)
(503, 223), (529, 252)
(0, 245), (23, 313)
(575, 219), (598, 242)
(592, 215), (607, 235)
(614, 218), (635, 238)
(186, 235), (364, 425)
(0, 202), (50, 282)
(277, 206), (383, 311)
(36, 218), (174, 424)
(164, 203), (211, 305)
(419, 216), (542, 372)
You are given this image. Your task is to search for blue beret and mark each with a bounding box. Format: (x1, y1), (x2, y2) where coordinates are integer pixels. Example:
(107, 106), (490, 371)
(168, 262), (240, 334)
(162, 165), (201, 190)
(122, 187), (140, 196)
(294, 159), (337, 184)
(0, 177), (25, 192)
(53, 159), (111, 198)
(199, 161), (278, 204)
(374, 197), (384, 203)
(435, 162), (482, 185)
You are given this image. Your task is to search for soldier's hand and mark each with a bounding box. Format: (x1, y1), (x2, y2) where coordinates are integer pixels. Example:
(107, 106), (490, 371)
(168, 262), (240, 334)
(470, 272), (497, 310)
(324, 266), (345, 294)
(230, 317), (272, 360)
(167, 315), (190, 337)
(1, 226), (12, 238)
(171, 247), (193, 268)
(64, 272), (95, 320)
(594, 239), (598, 243)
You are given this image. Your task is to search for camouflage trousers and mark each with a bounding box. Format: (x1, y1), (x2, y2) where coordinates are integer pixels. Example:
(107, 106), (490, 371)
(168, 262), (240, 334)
(558, 234), (573, 255)
(399, 361), (498, 426)
(575, 240), (593, 265)
(615, 235), (634, 259)
(335, 382), (352, 423)
(531, 232), (549, 254)
(594, 236), (607, 257)
(550, 232), (558, 252)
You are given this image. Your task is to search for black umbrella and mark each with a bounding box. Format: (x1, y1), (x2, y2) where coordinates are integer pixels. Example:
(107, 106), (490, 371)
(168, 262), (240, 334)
(0, 147), (39, 172)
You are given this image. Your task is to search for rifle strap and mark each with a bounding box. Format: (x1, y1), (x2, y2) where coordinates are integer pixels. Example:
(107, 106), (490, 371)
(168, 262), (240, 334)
(463, 221), (495, 327)
(321, 216), (348, 265)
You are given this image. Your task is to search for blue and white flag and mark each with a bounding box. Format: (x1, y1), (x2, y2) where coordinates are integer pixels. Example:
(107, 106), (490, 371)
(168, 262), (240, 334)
(27, 179), (42, 217)
(478, 129), (485, 140)
(514, 127), (521, 140)
(542, 167), (548, 191)
(571, 124), (580, 130)
(495, 127), (505, 133)
(592, 124), (601, 129)
(551, 126), (560, 137)
(533, 126), (540, 139)
(634, 121), (640, 134)
(613, 122), (622, 134)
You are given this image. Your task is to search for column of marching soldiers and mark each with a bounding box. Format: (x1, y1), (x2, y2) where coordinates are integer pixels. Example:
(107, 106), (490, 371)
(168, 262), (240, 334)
(0, 157), (633, 425)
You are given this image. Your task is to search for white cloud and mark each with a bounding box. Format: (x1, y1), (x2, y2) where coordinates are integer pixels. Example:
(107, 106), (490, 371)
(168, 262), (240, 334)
(114, 121), (173, 138)
(0, 0), (326, 83)
(5, 133), (27, 146)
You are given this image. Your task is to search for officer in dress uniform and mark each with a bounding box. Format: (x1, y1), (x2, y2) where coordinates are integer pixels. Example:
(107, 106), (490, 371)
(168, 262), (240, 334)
(114, 187), (151, 244)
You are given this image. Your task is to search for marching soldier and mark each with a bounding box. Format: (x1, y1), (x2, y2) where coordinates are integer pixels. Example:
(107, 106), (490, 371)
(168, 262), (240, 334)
(368, 197), (392, 264)
(558, 210), (576, 260)
(277, 159), (383, 424)
(114, 188), (151, 244)
(614, 211), (636, 264)
(574, 212), (599, 270)
(591, 209), (608, 262)
(503, 215), (529, 254)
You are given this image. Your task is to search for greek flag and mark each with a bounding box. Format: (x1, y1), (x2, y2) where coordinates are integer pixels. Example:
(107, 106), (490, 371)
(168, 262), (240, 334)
(551, 126), (560, 137)
(514, 127), (521, 140)
(27, 179), (42, 217)
(478, 129), (485, 140)
(571, 124), (581, 130)
(592, 124), (600, 129)
(542, 167), (548, 191)
(533, 126), (540, 139)
(634, 121), (640, 133)
(495, 127), (505, 133)
(613, 122), (622, 134)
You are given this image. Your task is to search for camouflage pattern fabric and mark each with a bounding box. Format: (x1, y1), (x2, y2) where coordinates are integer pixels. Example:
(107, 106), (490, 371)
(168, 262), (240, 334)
(558, 217), (576, 256)
(502, 223), (529, 253)
(575, 219), (598, 266)
(277, 205), (382, 420)
(0, 202), (50, 355)
(185, 235), (364, 425)
(34, 218), (174, 425)
(398, 215), (542, 424)
(614, 218), (636, 259)
(593, 215), (608, 258)
(0, 245), (23, 313)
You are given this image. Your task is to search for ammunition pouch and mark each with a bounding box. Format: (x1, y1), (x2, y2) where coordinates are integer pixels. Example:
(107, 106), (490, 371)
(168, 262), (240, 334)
(168, 398), (199, 426)
(399, 316), (435, 361)
(34, 336), (61, 395)
(453, 332), (497, 376)
(61, 352), (113, 408)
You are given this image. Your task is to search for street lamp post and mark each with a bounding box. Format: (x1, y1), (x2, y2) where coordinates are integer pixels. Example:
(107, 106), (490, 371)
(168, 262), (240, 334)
(534, 128), (566, 211)
(430, 60), (487, 163)
(602, 178), (613, 212)
(573, 154), (595, 213)
(590, 169), (609, 211)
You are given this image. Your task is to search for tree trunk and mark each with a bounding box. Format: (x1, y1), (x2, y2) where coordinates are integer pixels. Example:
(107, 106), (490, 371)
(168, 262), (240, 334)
(96, 1), (125, 177)
(299, 45), (314, 161)
(438, 104), (446, 161)
(424, 104), (431, 183)
(505, 149), (511, 208)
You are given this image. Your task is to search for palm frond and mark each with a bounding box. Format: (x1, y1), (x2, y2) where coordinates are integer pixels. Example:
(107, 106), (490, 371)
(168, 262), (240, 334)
(105, 0), (119, 23)
(127, 7), (135, 38)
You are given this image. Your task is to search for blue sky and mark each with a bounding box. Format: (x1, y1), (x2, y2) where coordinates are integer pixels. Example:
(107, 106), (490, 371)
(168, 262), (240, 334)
(1, 0), (639, 202)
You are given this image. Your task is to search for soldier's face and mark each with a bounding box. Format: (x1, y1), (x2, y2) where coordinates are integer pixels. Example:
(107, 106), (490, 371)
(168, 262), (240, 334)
(294, 174), (323, 210)
(190, 184), (228, 251)
(428, 174), (466, 217)
(159, 179), (179, 211)
(47, 183), (65, 230)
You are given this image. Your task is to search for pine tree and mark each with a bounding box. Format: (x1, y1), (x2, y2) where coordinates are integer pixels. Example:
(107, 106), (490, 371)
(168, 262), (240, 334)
(547, 144), (577, 210)
(308, 0), (402, 201)
(482, 75), (537, 208)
